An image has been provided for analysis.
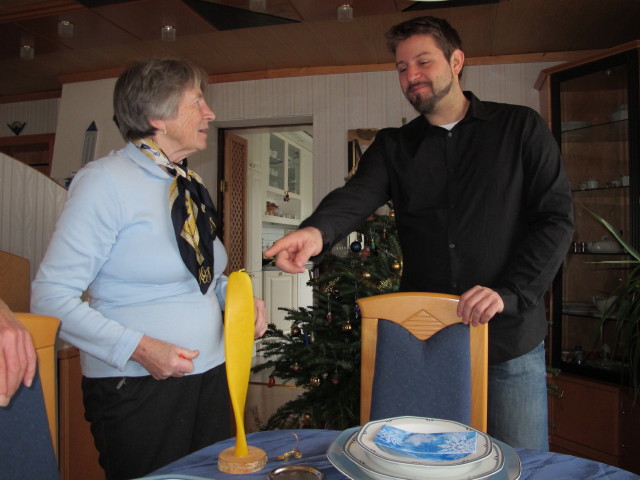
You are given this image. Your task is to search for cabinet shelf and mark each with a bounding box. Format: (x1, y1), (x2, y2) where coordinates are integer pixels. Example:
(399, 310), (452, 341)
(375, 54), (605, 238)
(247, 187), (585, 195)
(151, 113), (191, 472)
(561, 119), (628, 142)
(262, 215), (300, 226)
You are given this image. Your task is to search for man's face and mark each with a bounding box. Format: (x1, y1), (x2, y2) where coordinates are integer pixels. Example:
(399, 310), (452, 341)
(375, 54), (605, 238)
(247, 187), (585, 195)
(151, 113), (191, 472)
(395, 34), (457, 116)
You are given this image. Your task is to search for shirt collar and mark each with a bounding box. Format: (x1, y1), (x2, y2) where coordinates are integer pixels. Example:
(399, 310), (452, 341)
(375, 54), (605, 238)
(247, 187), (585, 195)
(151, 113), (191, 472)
(123, 142), (173, 179)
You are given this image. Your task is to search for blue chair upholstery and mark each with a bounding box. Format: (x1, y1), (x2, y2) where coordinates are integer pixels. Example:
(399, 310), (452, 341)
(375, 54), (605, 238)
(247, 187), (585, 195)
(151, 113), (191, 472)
(370, 320), (471, 425)
(0, 366), (59, 480)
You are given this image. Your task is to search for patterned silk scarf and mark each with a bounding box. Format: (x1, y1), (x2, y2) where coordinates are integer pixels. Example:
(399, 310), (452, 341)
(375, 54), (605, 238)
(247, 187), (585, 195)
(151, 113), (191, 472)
(135, 138), (219, 294)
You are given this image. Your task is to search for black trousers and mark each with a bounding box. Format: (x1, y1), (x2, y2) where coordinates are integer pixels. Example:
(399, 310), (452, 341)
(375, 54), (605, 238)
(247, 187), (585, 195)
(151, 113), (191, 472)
(82, 363), (230, 480)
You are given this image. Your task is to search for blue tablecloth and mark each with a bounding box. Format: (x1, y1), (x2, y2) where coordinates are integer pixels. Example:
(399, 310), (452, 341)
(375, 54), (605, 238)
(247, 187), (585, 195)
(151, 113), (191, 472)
(144, 429), (639, 480)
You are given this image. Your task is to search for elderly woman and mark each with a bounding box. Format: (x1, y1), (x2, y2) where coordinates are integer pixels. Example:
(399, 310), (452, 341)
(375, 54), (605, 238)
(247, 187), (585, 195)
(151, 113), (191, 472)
(31, 58), (267, 480)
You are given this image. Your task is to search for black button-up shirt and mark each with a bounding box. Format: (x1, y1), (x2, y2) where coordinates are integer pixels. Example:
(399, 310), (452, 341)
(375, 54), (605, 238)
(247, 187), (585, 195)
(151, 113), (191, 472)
(302, 92), (574, 364)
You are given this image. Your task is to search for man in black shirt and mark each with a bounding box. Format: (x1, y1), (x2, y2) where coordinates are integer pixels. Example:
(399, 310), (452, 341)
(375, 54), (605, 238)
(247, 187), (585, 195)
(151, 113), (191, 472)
(265, 16), (574, 450)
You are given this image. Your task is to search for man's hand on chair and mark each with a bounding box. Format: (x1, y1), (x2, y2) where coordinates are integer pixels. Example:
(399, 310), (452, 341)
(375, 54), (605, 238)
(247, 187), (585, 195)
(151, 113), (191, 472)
(457, 286), (504, 327)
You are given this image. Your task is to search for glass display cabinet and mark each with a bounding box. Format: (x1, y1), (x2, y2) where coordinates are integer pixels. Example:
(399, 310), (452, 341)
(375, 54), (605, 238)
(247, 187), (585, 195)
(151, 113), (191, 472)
(544, 45), (639, 384)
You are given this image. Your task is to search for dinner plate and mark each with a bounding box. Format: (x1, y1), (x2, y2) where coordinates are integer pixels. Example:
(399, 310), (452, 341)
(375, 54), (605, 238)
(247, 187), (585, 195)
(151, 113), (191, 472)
(346, 429), (502, 480)
(328, 428), (521, 480)
(356, 417), (492, 470)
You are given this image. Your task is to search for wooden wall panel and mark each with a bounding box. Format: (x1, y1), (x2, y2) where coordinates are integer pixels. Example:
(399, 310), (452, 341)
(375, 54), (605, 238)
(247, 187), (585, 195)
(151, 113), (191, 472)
(0, 98), (58, 138)
(0, 153), (66, 284)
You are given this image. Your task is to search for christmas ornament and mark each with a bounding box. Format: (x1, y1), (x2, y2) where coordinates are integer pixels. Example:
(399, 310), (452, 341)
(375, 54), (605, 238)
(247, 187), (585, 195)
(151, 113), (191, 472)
(342, 321), (352, 332)
(310, 375), (321, 387)
(277, 433), (302, 460)
(391, 261), (401, 271)
(301, 413), (312, 426)
(350, 240), (362, 253)
(268, 375), (276, 387)
(303, 332), (310, 346)
(389, 210), (395, 217)
(291, 325), (301, 337)
(362, 271), (371, 279)
(291, 362), (302, 372)
(283, 191), (290, 202)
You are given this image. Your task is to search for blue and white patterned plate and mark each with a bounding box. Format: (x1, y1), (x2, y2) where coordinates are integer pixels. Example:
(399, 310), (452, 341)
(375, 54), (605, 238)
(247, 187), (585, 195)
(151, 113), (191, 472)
(374, 425), (477, 461)
(357, 417), (492, 470)
(328, 427), (521, 480)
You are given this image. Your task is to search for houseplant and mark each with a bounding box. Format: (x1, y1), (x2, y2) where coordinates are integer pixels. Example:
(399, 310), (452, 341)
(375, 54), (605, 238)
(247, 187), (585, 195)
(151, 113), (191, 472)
(588, 209), (640, 399)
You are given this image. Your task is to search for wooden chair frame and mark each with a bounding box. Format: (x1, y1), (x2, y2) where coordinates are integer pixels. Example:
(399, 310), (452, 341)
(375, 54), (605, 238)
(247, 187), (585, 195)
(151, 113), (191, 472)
(357, 292), (488, 432)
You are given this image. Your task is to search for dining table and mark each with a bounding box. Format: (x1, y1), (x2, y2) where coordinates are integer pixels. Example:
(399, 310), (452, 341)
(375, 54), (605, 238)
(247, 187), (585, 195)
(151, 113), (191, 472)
(142, 428), (640, 480)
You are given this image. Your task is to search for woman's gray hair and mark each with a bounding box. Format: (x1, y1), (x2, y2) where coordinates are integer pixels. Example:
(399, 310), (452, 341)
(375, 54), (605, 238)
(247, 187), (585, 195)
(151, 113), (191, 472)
(113, 58), (209, 142)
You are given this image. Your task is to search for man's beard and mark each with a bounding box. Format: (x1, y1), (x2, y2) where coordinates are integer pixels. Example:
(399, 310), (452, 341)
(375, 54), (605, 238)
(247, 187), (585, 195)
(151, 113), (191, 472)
(405, 76), (453, 116)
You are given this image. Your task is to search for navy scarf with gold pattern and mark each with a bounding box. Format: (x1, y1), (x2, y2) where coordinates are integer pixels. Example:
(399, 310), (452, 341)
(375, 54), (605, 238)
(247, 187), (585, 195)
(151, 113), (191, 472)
(135, 138), (219, 294)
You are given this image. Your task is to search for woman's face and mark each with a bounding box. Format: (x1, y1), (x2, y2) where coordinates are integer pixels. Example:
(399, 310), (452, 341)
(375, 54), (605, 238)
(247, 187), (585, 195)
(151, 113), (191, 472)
(155, 85), (215, 162)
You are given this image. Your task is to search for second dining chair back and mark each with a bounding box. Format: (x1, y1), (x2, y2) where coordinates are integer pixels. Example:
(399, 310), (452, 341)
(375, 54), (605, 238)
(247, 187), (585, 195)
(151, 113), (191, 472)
(357, 292), (488, 432)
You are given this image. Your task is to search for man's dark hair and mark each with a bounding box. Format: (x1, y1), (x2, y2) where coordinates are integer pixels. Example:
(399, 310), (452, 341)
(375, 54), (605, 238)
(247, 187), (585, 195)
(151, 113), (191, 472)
(385, 16), (462, 61)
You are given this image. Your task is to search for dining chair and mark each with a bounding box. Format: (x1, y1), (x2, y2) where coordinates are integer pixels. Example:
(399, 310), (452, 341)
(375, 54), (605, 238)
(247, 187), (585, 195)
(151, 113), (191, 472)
(357, 292), (488, 432)
(0, 313), (60, 479)
(15, 312), (61, 453)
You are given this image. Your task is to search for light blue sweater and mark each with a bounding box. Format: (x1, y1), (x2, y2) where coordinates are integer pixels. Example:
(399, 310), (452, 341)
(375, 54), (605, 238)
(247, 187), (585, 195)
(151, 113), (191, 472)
(31, 143), (228, 378)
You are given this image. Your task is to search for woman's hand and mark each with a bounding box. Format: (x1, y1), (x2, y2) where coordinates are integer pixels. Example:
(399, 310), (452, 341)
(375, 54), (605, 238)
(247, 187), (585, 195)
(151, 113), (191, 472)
(253, 297), (267, 339)
(131, 335), (199, 380)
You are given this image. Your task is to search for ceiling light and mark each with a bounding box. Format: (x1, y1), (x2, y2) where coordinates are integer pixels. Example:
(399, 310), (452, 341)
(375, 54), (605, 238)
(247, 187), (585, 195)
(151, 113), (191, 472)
(20, 35), (34, 60)
(161, 25), (176, 42)
(337, 3), (353, 23)
(58, 20), (74, 38)
(249, 0), (267, 13)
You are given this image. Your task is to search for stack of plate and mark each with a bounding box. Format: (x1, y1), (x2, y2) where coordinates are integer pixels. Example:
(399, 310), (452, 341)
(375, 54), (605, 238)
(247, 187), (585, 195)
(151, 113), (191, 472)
(327, 417), (521, 480)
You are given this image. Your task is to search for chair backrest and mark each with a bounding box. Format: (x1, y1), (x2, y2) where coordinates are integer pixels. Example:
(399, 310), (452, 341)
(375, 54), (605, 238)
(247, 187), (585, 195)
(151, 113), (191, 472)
(0, 313), (60, 480)
(0, 250), (30, 311)
(357, 292), (488, 432)
(15, 313), (60, 454)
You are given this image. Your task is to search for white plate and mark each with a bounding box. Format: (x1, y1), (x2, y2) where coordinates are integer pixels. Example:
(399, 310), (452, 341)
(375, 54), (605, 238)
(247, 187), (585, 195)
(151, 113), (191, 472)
(356, 417), (492, 471)
(328, 428), (521, 480)
(346, 429), (501, 480)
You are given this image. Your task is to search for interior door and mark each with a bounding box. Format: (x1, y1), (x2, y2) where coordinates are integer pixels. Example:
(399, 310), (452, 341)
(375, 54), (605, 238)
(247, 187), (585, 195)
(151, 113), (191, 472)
(222, 132), (248, 275)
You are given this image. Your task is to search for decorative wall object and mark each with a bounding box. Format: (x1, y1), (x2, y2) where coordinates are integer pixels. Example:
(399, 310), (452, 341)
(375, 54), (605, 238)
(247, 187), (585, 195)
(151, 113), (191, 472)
(7, 121), (26, 136)
(80, 121), (97, 167)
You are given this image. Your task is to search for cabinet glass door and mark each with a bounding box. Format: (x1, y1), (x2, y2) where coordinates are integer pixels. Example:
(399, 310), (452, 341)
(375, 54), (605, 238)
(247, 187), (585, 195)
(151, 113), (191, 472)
(269, 134), (285, 190)
(550, 49), (638, 383)
(287, 144), (301, 195)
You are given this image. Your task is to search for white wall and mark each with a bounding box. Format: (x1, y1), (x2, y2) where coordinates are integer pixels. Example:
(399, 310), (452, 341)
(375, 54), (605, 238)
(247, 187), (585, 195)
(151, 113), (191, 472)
(9, 61), (560, 205)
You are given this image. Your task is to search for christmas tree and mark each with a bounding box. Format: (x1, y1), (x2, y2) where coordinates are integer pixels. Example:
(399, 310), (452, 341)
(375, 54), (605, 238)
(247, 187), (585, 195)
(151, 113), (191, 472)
(253, 207), (402, 430)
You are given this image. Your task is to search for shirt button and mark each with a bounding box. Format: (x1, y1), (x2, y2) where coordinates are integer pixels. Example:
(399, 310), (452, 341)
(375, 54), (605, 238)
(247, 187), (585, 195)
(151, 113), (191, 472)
(449, 243), (456, 249)
(447, 132), (453, 138)
(452, 282), (458, 289)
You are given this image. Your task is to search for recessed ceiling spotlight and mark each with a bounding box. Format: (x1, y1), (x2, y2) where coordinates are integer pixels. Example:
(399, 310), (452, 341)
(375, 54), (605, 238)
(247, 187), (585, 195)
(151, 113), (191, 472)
(161, 25), (176, 42)
(249, 0), (267, 13)
(58, 20), (74, 38)
(337, 3), (353, 23)
(20, 35), (35, 60)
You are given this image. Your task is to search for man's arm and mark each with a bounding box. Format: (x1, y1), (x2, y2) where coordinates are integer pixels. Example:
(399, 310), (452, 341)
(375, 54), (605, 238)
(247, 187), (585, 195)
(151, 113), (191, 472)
(265, 132), (394, 272)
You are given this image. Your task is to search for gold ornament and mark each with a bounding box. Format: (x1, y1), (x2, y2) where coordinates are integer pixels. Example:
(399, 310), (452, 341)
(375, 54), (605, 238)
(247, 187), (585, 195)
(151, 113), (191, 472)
(310, 375), (321, 387)
(291, 362), (302, 372)
(391, 261), (401, 271)
(389, 210), (395, 217)
(291, 325), (301, 337)
(362, 271), (371, 279)
(342, 321), (352, 332)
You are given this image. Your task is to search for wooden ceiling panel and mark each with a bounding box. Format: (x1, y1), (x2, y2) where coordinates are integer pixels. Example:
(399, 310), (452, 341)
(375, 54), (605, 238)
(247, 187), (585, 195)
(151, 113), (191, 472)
(15, 8), (138, 51)
(1, 0), (639, 101)
(94, 0), (216, 41)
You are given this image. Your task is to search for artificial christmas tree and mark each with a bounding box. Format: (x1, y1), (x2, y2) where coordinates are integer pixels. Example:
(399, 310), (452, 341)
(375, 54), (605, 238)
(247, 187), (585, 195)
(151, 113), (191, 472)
(253, 208), (401, 429)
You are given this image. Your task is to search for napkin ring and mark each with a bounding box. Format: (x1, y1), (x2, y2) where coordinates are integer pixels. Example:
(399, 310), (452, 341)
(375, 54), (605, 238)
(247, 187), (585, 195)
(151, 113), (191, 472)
(277, 433), (303, 460)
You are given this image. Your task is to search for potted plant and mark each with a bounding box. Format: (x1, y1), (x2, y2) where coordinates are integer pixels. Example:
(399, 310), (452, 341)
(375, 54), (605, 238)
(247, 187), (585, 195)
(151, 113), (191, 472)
(588, 209), (640, 399)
